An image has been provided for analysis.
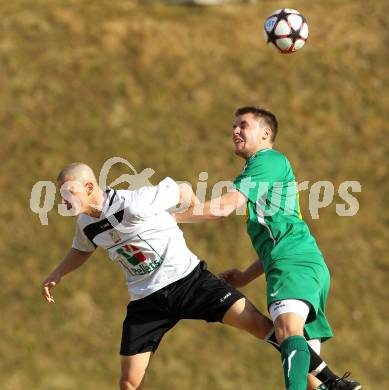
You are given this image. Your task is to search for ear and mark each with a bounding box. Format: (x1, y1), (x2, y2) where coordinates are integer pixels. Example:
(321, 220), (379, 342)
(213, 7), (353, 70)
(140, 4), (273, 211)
(262, 127), (272, 140)
(85, 182), (94, 195)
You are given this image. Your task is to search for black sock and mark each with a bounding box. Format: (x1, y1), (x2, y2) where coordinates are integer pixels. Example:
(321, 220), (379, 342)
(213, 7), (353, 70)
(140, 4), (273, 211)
(316, 366), (339, 385)
(306, 345), (339, 383)
(265, 328), (339, 384)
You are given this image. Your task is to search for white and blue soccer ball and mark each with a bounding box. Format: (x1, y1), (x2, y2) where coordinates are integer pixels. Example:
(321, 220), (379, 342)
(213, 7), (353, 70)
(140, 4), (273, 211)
(264, 9), (309, 54)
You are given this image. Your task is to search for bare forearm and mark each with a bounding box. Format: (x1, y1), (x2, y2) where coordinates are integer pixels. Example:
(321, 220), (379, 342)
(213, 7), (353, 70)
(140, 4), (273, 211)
(242, 258), (264, 283)
(174, 202), (224, 223)
(174, 189), (247, 223)
(50, 248), (93, 278)
(219, 258), (264, 288)
(174, 194), (235, 223)
(42, 248), (94, 303)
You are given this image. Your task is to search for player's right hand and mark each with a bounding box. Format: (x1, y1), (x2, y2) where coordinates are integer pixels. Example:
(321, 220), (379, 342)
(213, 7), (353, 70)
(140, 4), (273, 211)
(41, 272), (61, 303)
(219, 268), (248, 288)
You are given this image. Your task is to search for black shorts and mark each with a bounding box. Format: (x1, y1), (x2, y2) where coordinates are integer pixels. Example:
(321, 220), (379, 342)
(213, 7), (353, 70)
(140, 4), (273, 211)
(120, 261), (245, 356)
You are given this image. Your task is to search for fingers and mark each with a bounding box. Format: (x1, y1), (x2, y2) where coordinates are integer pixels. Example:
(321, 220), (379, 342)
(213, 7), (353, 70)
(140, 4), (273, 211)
(219, 268), (233, 277)
(219, 269), (245, 288)
(42, 281), (56, 303)
(42, 287), (55, 303)
(219, 273), (230, 282)
(219, 269), (235, 280)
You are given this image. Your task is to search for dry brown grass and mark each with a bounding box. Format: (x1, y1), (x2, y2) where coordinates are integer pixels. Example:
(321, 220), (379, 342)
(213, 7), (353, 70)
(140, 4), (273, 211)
(1, 0), (388, 388)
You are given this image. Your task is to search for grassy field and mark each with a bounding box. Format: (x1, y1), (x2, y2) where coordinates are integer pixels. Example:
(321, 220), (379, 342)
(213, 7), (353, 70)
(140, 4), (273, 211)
(1, 0), (388, 388)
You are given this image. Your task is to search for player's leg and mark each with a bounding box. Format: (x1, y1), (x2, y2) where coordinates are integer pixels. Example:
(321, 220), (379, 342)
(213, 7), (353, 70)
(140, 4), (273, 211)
(266, 263), (331, 390)
(218, 291), (361, 389)
(221, 297), (274, 339)
(178, 263), (360, 389)
(175, 261), (273, 338)
(267, 331), (338, 390)
(221, 297), (339, 390)
(221, 294), (318, 389)
(179, 263), (346, 389)
(119, 288), (179, 390)
(221, 298), (323, 389)
(221, 298), (323, 390)
(271, 300), (311, 390)
(119, 352), (153, 390)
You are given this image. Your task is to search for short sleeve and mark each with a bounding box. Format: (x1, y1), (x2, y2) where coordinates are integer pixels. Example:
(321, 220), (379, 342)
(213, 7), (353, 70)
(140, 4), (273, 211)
(72, 221), (97, 252)
(233, 151), (287, 203)
(131, 177), (180, 217)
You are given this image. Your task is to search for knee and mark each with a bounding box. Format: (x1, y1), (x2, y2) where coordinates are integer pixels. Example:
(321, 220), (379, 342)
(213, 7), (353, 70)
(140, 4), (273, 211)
(120, 353), (150, 390)
(274, 315), (304, 344)
(119, 375), (143, 390)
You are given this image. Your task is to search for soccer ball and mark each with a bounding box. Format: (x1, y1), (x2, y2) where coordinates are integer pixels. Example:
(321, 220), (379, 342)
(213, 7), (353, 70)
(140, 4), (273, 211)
(264, 9), (309, 54)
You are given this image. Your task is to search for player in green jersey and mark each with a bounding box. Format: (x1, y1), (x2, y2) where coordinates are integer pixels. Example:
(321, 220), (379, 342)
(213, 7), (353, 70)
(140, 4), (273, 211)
(175, 107), (361, 390)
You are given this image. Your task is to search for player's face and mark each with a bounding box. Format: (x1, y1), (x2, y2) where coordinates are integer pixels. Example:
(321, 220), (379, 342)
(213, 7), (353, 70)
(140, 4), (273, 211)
(58, 178), (92, 216)
(232, 113), (265, 158)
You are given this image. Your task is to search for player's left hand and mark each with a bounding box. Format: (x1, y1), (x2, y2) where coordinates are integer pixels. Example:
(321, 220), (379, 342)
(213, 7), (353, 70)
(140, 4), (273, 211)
(41, 272), (61, 303)
(219, 268), (248, 288)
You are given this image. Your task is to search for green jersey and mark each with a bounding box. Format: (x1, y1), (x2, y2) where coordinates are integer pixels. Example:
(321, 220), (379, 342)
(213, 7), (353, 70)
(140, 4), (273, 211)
(234, 149), (323, 274)
(234, 149), (333, 341)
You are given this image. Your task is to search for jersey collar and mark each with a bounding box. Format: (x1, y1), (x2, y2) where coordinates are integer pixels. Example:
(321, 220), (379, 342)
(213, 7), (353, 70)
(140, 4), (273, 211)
(100, 187), (118, 216)
(247, 148), (272, 161)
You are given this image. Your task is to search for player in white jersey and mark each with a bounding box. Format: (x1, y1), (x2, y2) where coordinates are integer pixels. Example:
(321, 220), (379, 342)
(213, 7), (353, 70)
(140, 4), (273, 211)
(42, 162), (352, 390)
(42, 162), (275, 390)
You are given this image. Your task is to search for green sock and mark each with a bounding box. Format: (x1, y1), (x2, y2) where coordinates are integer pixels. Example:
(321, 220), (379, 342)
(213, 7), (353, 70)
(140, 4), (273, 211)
(280, 336), (310, 390)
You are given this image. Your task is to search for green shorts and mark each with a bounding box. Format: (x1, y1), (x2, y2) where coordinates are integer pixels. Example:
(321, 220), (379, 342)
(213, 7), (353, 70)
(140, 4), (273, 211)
(265, 257), (333, 342)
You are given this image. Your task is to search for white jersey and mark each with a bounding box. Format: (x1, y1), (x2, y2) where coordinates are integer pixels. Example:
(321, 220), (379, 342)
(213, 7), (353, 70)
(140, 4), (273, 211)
(72, 177), (199, 300)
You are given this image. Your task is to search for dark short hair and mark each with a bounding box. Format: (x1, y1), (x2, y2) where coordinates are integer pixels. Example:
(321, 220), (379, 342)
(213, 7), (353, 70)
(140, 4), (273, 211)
(235, 106), (278, 142)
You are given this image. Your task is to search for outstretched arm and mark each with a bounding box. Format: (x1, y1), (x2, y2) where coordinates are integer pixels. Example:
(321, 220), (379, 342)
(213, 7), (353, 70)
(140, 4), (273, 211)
(174, 189), (247, 223)
(219, 259), (264, 288)
(41, 248), (94, 303)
